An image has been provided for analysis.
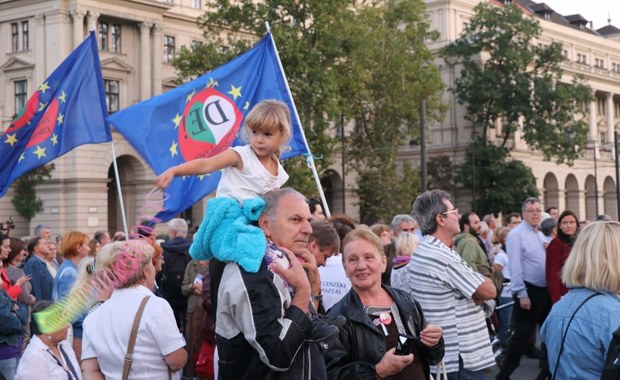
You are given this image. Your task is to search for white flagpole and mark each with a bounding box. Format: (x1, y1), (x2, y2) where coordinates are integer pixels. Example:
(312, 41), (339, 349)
(264, 22), (332, 218)
(110, 141), (129, 236)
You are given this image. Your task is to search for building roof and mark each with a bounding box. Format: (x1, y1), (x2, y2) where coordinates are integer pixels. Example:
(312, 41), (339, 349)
(512, 0), (606, 37)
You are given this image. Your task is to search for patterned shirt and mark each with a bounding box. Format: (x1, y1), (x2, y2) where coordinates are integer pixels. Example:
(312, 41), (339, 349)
(396, 235), (495, 373)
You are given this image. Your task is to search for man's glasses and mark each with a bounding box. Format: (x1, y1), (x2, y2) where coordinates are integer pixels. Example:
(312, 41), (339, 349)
(524, 209), (542, 214)
(400, 228), (415, 233)
(441, 208), (459, 216)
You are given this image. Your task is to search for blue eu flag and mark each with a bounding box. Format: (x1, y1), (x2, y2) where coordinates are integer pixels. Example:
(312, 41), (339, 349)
(109, 32), (310, 221)
(0, 31), (112, 197)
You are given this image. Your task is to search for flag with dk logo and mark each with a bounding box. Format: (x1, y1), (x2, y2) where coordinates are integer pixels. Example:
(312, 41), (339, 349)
(109, 32), (309, 221)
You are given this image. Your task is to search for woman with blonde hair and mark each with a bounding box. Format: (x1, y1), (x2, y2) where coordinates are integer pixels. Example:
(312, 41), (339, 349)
(541, 221), (620, 379)
(80, 240), (187, 379)
(325, 227), (444, 380)
(390, 232), (420, 289)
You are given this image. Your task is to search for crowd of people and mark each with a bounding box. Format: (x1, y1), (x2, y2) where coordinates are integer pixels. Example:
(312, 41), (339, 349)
(1, 99), (620, 380)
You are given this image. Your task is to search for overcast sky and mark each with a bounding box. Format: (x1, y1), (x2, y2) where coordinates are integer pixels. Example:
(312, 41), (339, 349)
(542, 0), (620, 29)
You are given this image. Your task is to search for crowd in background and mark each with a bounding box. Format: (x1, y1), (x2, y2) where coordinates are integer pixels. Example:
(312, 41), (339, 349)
(1, 191), (619, 380)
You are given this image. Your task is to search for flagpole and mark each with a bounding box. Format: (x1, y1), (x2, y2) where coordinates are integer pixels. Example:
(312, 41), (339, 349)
(110, 141), (129, 236)
(264, 22), (332, 218)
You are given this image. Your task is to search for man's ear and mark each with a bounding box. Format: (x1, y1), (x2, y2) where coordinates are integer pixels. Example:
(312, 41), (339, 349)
(259, 214), (272, 238)
(308, 240), (318, 251)
(435, 213), (445, 229)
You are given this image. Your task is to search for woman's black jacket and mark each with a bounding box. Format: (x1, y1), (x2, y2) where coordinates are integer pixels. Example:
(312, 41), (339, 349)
(324, 285), (444, 380)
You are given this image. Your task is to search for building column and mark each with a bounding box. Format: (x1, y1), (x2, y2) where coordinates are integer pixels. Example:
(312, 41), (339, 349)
(34, 14), (46, 85)
(608, 93), (615, 144)
(70, 8), (85, 47)
(152, 23), (163, 96)
(589, 95), (597, 142)
(139, 22), (153, 100)
(87, 12), (99, 35)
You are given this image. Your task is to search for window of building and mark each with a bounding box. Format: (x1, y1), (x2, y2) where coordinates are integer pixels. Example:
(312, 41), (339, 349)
(577, 53), (587, 64)
(192, 0), (201, 9)
(104, 79), (120, 113)
(99, 22), (109, 51)
(22, 21), (29, 50)
(615, 100), (620, 118)
(14, 80), (27, 117)
(164, 35), (176, 63)
(11, 23), (19, 52)
(111, 24), (121, 53)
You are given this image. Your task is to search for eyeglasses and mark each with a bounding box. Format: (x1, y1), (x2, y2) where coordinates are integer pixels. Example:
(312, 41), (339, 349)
(441, 208), (459, 216)
(400, 228), (415, 233)
(524, 209), (542, 214)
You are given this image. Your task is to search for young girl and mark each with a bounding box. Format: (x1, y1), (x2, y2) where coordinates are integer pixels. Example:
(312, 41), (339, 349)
(155, 99), (292, 201)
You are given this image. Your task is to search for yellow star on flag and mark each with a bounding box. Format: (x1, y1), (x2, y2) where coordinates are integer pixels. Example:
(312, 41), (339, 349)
(186, 90), (196, 103)
(57, 113), (64, 125)
(5, 134), (17, 147)
(172, 113), (182, 128)
(206, 78), (218, 88)
(38, 102), (47, 111)
(39, 82), (50, 93)
(18, 153), (25, 163)
(34, 145), (46, 159)
(228, 85), (242, 100)
(243, 101), (250, 110)
(58, 91), (67, 103)
(169, 141), (178, 157)
(198, 175), (206, 181)
(51, 134), (58, 145)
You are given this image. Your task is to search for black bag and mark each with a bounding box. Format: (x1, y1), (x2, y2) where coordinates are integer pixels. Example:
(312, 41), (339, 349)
(601, 326), (620, 380)
(162, 251), (191, 297)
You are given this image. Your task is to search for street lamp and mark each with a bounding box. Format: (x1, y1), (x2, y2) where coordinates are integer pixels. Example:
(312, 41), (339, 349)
(585, 140), (599, 216)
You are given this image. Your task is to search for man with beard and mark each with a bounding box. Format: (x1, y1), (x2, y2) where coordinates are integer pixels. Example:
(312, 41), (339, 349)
(454, 211), (491, 273)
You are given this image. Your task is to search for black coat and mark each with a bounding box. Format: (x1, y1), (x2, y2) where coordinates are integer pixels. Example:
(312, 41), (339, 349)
(324, 285), (444, 380)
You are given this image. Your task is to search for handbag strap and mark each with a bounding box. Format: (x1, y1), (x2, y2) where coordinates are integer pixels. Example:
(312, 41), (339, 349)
(552, 292), (601, 379)
(122, 295), (151, 380)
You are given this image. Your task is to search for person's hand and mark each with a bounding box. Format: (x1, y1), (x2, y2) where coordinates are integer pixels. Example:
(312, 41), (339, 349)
(155, 169), (175, 189)
(294, 249), (320, 285)
(375, 347), (414, 378)
(269, 247), (310, 294)
(15, 275), (31, 287)
(420, 324), (442, 347)
(192, 281), (203, 295)
(520, 296), (531, 310)
(29, 295), (36, 305)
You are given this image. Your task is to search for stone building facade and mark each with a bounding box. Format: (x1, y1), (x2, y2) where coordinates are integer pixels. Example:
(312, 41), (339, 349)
(0, 0), (205, 237)
(2, 0), (620, 236)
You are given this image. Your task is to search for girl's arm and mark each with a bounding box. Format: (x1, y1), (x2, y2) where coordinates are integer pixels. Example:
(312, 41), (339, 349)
(155, 149), (242, 189)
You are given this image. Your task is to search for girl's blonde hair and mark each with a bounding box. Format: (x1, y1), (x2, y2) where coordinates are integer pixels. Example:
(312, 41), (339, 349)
(562, 221), (620, 294)
(241, 99), (292, 157)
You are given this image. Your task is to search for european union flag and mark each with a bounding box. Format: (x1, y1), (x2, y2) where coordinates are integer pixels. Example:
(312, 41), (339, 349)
(109, 32), (310, 221)
(0, 31), (112, 197)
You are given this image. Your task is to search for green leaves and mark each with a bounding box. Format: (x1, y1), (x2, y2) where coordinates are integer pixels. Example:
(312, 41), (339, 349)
(174, 0), (444, 221)
(441, 2), (592, 165)
(11, 164), (54, 221)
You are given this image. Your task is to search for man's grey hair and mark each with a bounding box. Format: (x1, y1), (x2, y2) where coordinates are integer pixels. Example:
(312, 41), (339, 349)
(390, 214), (416, 232)
(522, 197), (540, 211)
(168, 218), (188, 236)
(261, 188), (307, 220)
(33, 224), (50, 237)
(411, 190), (451, 236)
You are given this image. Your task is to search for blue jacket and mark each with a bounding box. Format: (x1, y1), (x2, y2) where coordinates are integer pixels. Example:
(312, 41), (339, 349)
(23, 255), (54, 302)
(541, 288), (620, 380)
